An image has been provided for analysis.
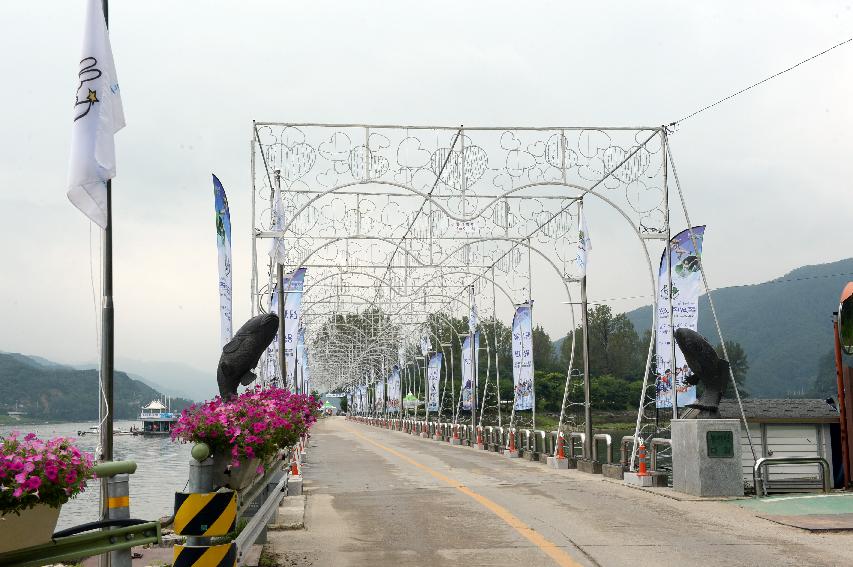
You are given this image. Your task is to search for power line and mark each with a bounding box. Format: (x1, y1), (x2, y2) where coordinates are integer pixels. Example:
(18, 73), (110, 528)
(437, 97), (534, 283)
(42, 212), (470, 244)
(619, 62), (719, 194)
(670, 36), (853, 127)
(590, 270), (853, 304)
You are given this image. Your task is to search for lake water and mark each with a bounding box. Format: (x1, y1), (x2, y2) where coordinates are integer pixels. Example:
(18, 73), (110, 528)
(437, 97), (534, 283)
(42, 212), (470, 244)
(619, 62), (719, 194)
(0, 420), (192, 529)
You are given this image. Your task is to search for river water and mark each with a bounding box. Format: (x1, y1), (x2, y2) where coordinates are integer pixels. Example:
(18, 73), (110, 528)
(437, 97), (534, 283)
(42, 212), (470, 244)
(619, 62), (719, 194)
(0, 420), (192, 529)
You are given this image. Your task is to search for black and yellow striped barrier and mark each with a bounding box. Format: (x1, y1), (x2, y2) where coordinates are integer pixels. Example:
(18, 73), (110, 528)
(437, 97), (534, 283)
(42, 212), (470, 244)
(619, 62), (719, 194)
(173, 543), (236, 567)
(173, 491), (237, 537)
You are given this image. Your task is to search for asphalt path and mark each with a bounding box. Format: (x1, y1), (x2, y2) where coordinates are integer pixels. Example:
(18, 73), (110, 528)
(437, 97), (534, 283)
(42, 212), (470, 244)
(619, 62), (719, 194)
(264, 417), (853, 566)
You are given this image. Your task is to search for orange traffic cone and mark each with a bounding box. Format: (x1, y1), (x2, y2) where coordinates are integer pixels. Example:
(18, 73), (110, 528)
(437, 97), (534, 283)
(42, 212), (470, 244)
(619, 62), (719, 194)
(637, 443), (648, 476)
(508, 429), (516, 452)
(556, 434), (566, 459)
(290, 455), (300, 476)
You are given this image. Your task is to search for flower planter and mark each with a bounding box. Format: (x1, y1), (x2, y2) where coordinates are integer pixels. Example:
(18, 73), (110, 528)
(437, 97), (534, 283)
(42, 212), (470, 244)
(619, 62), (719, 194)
(0, 504), (61, 553)
(211, 452), (260, 491)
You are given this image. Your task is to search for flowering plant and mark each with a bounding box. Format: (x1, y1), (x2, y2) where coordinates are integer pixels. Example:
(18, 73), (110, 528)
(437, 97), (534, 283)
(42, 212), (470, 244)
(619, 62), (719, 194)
(0, 433), (95, 515)
(171, 387), (321, 469)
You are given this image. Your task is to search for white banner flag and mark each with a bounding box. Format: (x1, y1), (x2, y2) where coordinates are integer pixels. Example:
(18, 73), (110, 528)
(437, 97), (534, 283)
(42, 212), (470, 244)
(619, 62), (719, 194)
(386, 366), (401, 413)
(420, 335), (431, 357)
(213, 175), (232, 348)
(427, 353), (442, 412)
(575, 201), (592, 276)
(461, 333), (480, 411)
(656, 227), (705, 408)
(374, 378), (385, 413)
(512, 304), (535, 410)
(67, 0), (125, 228)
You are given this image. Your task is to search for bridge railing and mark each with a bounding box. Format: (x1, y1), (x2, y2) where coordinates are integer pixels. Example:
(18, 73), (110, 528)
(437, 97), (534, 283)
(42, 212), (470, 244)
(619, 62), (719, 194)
(753, 457), (831, 497)
(592, 434), (613, 464)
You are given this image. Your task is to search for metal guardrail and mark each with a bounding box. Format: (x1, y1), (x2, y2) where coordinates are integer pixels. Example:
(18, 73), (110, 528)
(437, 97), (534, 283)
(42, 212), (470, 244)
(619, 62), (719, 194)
(591, 433), (612, 464)
(649, 438), (671, 471)
(753, 456), (832, 498)
(620, 436), (636, 468)
(568, 432), (585, 458)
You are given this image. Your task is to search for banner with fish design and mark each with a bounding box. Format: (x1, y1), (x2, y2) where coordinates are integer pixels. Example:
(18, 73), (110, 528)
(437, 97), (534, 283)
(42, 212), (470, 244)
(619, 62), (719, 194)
(427, 353), (442, 412)
(655, 226), (705, 408)
(212, 175), (233, 348)
(512, 303), (534, 411)
(460, 333), (480, 411)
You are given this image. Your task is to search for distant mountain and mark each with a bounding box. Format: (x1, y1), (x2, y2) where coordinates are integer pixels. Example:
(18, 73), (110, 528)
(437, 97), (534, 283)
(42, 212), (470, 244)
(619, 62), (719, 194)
(0, 352), (193, 421)
(625, 257), (853, 397)
(73, 358), (216, 402)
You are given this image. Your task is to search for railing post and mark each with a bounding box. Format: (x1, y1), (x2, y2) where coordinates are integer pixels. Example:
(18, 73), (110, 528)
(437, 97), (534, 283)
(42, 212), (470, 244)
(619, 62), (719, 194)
(106, 473), (131, 567)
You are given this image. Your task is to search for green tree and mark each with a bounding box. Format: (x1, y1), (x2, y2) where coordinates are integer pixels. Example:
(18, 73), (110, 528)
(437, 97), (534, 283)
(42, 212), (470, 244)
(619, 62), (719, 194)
(560, 305), (643, 380)
(807, 348), (839, 399)
(714, 340), (749, 398)
(532, 325), (554, 372)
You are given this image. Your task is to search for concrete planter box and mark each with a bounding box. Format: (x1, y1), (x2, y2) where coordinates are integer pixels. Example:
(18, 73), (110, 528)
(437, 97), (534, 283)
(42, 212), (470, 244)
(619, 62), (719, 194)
(602, 463), (626, 479)
(577, 459), (602, 474)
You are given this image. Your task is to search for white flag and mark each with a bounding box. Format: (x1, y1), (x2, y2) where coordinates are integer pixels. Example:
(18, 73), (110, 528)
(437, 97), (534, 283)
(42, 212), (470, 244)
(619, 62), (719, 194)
(67, 0), (125, 229)
(468, 286), (478, 333)
(575, 201), (592, 276)
(269, 181), (287, 265)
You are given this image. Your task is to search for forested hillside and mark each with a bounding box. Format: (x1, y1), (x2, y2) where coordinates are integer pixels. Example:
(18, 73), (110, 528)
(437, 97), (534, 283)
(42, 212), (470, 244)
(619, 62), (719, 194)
(0, 352), (192, 421)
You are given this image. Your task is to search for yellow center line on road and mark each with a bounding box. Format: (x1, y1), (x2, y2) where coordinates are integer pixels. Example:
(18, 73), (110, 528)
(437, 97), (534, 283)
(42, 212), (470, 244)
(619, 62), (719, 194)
(344, 425), (584, 567)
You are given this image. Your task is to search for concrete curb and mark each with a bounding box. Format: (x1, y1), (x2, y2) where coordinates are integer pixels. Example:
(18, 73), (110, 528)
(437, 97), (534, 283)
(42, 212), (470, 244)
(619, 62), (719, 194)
(269, 494), (307, 530)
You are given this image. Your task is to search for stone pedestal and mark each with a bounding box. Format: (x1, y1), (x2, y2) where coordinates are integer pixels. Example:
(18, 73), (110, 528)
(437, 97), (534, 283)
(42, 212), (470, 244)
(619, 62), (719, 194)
(432, 434), (441, 441)
(450, 437), (463, 446)
(602, 463), (625, 480)
(287, 475), (303, 496)
(547, 456), (569, 469)
(476, 443), (486, 450)
(672, 419), (744, 497)
(623, 472), (655, 487)
(577, 459), (602, 474)
(420, 432), (429, 438)
(504, 449), (521, 458)
(524, 451), (538, 461)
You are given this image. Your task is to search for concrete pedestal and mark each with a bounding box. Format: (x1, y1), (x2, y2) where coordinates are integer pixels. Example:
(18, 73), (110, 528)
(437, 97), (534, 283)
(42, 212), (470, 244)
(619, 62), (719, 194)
(450, 437), (463, 446)
(287, 475), (303, 496)
(504, 449), (521, 458)
(489, 444), (500, 452)
(623, 472), (655, 487)
(602, 463), (625, 480)
(433, 435), (441, 441)
(420, 432), (429, 438)
(672, 419), (744, 497)
(547, 456), (569, 469)
(476, 443), (486, 450)
(577, 459), (602, 474)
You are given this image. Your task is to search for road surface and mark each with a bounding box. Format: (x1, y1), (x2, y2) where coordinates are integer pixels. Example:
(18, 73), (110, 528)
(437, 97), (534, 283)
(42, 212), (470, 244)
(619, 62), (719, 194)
(264, 417), (852, 566)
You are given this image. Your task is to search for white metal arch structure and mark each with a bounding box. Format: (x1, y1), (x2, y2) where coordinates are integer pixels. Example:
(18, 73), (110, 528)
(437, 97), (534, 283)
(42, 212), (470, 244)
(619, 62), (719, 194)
(250, 122), (679, 460)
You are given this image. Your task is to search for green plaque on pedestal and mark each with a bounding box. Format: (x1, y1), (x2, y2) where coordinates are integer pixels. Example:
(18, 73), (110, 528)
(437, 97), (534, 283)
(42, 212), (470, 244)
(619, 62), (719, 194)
(706, 430), (734, 458)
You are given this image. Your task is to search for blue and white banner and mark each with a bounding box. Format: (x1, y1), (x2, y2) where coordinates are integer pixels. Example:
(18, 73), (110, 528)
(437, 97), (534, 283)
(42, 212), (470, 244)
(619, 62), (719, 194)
(386, 366), (401, 413)
(374, 377), (385, 413)
(272, 268), (306, 391)
(512, 304), (534, 411)
(427, 353), (442, 412)
(468, 287), (478, 334)
(212, 175), (233, 348)
(575, 200), (592, 276)
(656, 227), (705, 408)
(296, 327), (305, 392)
(461, 333), (480, 411)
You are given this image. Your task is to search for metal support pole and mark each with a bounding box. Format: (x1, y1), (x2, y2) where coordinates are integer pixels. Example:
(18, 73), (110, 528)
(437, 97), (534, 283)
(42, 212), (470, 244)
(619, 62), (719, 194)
(833, 316), (850, 487)
(107, 474), (131, 567)
(581, 274), (592, 461)
(274, 170), (286, 390)
(186, 457), (214, 548)
(99, 1), (114, 560)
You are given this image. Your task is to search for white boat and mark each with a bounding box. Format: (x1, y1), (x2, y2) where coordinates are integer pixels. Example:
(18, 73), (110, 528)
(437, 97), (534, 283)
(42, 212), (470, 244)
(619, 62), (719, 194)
(136, 399), (178, 436)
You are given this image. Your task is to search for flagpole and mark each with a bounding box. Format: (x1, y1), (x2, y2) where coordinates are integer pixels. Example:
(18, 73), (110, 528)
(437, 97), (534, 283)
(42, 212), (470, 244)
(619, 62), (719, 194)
(98, 1), (114, 564)
(580, 199), (593, 461)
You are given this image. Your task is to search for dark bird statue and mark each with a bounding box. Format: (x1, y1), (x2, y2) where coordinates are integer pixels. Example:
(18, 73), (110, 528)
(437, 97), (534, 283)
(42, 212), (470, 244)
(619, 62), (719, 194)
(217, 313), (279, 399)
(674, 328), (730, 418)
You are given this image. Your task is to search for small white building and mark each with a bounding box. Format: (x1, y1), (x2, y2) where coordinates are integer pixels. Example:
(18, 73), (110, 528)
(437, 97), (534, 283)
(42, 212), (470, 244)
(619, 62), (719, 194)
(716, 399), (839, 491)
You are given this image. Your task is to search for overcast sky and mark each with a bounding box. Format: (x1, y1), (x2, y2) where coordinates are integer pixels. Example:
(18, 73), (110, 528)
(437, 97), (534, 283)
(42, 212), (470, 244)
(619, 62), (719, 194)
(1, 1), (851, 375)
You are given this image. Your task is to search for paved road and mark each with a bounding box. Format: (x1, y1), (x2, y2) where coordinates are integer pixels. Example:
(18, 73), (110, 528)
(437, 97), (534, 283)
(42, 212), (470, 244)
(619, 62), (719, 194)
(264, 418), (852, 566)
